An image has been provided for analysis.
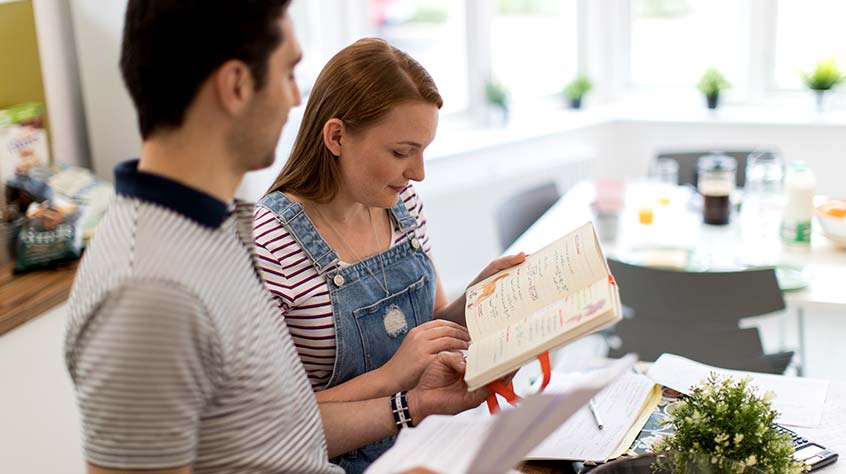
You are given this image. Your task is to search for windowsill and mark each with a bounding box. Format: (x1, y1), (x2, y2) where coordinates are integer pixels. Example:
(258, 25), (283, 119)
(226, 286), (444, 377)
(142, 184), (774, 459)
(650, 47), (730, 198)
(427, 91), (846, 161)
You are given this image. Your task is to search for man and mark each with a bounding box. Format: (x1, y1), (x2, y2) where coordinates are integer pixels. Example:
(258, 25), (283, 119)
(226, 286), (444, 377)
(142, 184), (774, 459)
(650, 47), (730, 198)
(64, 2), (488, 472)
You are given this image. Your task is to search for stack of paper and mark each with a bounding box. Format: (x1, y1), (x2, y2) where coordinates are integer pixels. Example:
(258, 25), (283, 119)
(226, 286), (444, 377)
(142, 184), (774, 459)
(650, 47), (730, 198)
(647, 353), (830, 427)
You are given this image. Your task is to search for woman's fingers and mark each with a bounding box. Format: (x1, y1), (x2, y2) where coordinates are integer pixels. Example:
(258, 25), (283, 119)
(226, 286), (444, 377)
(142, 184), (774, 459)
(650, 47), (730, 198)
(425, 325), (470, 342)
(426, 335), (471, 353)
(488, 253), (526, 272)
(416, 320), (470, 340)
(471, 252), (527, 285)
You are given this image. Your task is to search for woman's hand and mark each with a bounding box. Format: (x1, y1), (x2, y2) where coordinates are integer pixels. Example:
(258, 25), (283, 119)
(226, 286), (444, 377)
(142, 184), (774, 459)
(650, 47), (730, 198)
(406, 351), (489, 425)
(382, 319), (471, 391)
(467, 252), (527, 289)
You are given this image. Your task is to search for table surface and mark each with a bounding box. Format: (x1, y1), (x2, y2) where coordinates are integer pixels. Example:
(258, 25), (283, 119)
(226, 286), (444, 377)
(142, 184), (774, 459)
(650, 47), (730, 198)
(0, 261), (77, 335)
(506, 180), (846, 310)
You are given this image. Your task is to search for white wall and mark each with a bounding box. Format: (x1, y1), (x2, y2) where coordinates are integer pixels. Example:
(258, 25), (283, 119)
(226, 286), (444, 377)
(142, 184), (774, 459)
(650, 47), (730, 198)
(69, 0), (139, 180)
(31, 0), (90, 167)
(592, 120), (846, 194)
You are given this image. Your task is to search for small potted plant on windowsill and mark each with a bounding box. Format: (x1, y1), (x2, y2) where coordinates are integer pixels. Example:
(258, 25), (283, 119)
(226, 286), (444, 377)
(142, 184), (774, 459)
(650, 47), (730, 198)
(563, 75), (592, 110)
(484, 80), (509, 127)
(652, 374), (807, 474)
(697, 68), (731, 110)
(801, 59), (844, 112)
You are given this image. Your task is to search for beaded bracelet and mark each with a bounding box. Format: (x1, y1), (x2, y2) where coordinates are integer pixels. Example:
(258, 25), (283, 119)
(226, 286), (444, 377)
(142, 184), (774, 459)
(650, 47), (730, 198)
(390, 391), (414, 430)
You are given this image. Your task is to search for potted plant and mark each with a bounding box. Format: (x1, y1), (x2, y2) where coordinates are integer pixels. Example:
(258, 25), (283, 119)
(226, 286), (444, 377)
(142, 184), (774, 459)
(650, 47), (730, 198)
(697, 68), (731, 110)
(563, 75), (592, 109)
(800, 59), (844, 112)
(653, 374), (806, 474)
(484, 80), (509, 126)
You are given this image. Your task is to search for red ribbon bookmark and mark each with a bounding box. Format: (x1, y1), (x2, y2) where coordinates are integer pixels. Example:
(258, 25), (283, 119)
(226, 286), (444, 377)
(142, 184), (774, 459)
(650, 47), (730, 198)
(484, 351), (551, 414)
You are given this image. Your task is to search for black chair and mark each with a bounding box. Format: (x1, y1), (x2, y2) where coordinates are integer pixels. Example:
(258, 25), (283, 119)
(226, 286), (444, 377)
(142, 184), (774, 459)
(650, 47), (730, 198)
(606, 258), (793, 374)
(495, 181), (561, 251)
(655, 149), (778, 189)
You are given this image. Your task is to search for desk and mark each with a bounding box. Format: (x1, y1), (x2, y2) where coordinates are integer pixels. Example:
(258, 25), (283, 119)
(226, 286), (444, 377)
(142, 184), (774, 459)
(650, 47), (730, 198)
(506, 181), (846, 374)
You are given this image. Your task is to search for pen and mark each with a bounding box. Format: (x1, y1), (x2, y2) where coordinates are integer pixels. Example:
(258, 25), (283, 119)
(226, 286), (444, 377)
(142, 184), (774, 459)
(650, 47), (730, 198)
(589, 398), (604, 430)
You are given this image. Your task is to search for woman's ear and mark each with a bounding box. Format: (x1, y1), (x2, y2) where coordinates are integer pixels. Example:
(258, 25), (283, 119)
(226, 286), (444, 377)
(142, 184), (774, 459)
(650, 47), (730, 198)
(322, 118), (344, 157)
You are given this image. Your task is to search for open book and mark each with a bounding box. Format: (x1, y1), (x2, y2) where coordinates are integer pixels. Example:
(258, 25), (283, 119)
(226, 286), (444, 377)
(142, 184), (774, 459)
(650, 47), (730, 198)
(364, 355), (637, 474)
(525, 371), (662, 462)
(464, 222), (623, 390)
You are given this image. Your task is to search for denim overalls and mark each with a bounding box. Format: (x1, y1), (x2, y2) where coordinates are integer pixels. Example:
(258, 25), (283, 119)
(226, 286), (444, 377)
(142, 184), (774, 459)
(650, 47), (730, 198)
(257, 191), (436, 474)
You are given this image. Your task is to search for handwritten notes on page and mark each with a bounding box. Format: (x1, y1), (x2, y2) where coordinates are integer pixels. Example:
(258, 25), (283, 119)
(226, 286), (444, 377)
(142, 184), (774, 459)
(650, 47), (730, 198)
(465, 222), (608, 337)
(464, 278), (613, 387)
(365, 355), (637, 474)
(647, 354), (829, 427)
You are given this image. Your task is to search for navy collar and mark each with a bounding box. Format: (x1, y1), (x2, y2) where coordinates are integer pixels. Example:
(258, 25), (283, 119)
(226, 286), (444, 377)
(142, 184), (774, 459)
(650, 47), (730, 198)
(114, 159), (230, 228)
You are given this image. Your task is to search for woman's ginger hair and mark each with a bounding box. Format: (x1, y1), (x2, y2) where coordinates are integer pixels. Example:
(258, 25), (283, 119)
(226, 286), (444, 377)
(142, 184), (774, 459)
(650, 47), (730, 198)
(266, 38), (442, 201)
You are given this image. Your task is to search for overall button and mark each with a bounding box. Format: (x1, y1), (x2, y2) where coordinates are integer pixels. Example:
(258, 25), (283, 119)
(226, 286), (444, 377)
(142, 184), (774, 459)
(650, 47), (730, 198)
(333, 274), (345, 287)
(410, 237), (421, 250)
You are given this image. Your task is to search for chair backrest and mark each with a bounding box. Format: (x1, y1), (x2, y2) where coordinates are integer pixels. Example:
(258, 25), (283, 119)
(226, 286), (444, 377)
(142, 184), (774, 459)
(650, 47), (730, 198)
(495, 181), (561, 251)
(655, 149), (777, 188)
(606, 259), (790, 373)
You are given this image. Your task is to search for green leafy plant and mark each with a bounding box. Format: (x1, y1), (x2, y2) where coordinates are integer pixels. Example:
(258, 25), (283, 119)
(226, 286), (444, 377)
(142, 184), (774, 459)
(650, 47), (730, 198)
(800, 59), (844, 91)
(485, 80), (509, 111)
(653, 374), (806, 474)
(697, 68), (731, 98)
(563, 75), (593, 100)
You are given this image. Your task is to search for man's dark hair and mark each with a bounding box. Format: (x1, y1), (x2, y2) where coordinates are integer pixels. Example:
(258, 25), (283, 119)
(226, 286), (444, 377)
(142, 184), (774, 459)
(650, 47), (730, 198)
(120, 0), (292, 139)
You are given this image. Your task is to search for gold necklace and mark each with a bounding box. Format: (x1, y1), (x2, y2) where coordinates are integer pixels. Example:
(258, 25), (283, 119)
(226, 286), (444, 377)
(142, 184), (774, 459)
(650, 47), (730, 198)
(312, 205), (390, 297)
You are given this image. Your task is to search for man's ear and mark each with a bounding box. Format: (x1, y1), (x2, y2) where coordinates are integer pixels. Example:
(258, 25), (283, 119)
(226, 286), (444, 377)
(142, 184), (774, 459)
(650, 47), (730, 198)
(214, 59), (254, 116)
(323, 118), (344, 157)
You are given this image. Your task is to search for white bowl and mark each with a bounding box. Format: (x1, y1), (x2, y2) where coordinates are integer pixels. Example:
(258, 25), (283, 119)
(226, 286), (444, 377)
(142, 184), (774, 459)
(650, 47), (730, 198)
(815, 201), (846, 248)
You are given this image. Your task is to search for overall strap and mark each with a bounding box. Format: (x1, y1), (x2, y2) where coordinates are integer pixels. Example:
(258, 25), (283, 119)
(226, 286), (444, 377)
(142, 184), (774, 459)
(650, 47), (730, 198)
(388, 190), (420, 233)
(257, 191), (339, 274)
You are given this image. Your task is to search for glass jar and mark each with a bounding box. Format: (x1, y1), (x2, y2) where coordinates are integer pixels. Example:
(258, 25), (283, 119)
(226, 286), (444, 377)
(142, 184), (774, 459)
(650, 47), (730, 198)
(697, 153), (737, 225)
(740, 151), (785, 264)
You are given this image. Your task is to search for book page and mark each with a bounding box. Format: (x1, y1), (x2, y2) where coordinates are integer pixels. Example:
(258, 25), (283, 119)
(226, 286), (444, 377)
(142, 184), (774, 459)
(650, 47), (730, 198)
(364, 415), (492, 474)
(465, 278), (615, 389)
(526, 372), (661, 462)
(466, 223), (608, 339)
(365, 355), (637, 474)
(647, 354), (830, 428)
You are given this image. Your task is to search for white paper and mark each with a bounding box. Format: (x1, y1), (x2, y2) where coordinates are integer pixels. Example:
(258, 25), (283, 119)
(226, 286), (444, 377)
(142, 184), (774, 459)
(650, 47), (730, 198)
(365, 354), (637, 474)
(526, 372), (656, 461)
(790, 381), (846, 463)
(647, 353), (829, 427)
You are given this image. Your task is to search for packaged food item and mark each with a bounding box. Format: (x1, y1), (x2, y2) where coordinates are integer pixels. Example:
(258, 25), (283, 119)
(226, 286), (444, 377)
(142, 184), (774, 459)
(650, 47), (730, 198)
(0, 103), (50, 180)
(13, 198), (84, 274)
(47, 165), (114, 242)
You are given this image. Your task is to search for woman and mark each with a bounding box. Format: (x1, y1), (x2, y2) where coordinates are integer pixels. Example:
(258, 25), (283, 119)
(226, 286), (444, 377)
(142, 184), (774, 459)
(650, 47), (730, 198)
(254, 38), (524, 472)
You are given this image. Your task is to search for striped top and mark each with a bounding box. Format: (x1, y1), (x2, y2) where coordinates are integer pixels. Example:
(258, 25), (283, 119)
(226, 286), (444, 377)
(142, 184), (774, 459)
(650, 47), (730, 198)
(254, 185), (432, 390)
(64, 160), (341, 473)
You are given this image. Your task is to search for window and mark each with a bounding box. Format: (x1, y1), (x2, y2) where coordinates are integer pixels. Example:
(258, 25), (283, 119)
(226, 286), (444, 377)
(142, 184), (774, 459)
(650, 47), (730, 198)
(629, 0), (744, 89)
(773, 0), (846, 90)
(367, 0), (469, 113)
(490, 0), (578, 101)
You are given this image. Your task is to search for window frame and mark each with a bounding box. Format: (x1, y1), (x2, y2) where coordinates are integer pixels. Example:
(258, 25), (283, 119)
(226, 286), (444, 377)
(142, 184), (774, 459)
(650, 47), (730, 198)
(292, 1), (843, 128)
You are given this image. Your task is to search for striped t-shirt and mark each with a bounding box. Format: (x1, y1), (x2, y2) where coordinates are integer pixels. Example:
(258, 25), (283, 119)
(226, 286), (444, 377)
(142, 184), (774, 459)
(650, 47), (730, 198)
(64, 160), (341, 473)
(254, 185), (432, 390)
